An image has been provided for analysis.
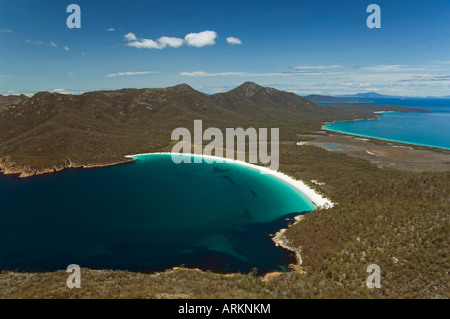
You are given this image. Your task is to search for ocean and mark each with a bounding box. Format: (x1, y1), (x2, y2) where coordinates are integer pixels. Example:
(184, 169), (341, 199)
(0, 154), (316, 273)
(323, 98), (450, 150)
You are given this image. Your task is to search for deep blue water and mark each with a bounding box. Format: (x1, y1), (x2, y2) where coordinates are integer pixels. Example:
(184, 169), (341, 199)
(323, 98), (450, 150)
(0, 154), (316, 273)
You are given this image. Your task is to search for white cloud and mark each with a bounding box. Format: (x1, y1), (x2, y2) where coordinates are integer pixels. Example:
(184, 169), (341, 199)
(106, 28), (115, 32)
(26, 39), (44, 45)
(158, 36), (184, 48)
(180, 69), (336, 77)
(124, 30), (227, 50)
(226, 37), (242, 45)
(106, 71), (159, 77)
(1, 29), (13, 33)
(126, 39), (164, 49)
(81, 52), (85, 55)
(26, 40), (68, 50)
(397, 75), (450, 83)
(180, 62), (450, 97)
(124, 33), (184, 49)
(181, 71), (247, 77)
(51, 88), (83, 95)
(361, 65), (428, 72)
(185, 30), (217, 47)
(295, 65), (348, 69)
(362, 65), (406, 72)
(293, 65), (352, 72)
(124, 32), (137, 41)
(180, 71), (313, 77)
(265, 65), (450, 96)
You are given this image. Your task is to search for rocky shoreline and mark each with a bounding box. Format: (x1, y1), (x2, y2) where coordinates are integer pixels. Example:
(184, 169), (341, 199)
(272, 215), (306, 269)
(0, 152), (334, 281)
(0, 156), (135, 178)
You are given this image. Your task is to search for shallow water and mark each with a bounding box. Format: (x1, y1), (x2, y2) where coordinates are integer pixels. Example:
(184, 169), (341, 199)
(324, 98), (450, 150)
(0, 154), (316, 273)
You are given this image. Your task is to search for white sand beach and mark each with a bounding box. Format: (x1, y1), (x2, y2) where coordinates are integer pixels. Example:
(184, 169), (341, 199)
(125, 152), (334, 210)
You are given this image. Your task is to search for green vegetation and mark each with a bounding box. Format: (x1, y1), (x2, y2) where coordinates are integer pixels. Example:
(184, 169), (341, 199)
(0, 82), (448, 298)
(0, 82), (425, 176)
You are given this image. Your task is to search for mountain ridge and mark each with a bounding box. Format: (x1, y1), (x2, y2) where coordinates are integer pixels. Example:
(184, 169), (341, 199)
(0, 82), (430, 177)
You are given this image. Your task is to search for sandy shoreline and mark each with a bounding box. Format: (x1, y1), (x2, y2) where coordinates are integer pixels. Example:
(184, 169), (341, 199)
(2, 151), (335, 275)
(321, 114), (381, 129)
(126, 152), (335, 270)
(126, 152), (334, 210)
(0, 157), (134, 178)
(323, 123), (450, 151)
(321, 110), (450, 150)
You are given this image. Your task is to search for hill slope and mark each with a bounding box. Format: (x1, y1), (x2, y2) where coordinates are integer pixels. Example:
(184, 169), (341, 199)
(0, 83), (448, 299)
(0, 82), (428, 177)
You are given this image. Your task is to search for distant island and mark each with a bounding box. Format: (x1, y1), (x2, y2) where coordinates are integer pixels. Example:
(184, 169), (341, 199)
(338, 92), (450, 99)
(338, 92), (397, 99)
(304, 94), (373, 104)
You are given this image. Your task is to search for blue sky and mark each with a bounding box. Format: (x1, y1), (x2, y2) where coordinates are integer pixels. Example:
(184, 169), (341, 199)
(1, 0), (449, 96)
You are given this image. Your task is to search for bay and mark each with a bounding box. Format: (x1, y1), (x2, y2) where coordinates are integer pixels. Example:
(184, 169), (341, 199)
(324, 98), (450, 150)
(0, 154), (316, 273)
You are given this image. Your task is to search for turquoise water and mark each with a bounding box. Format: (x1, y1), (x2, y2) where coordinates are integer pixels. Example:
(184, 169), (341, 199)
(0, 154), (316, 273)
(323, 98), (450, 150)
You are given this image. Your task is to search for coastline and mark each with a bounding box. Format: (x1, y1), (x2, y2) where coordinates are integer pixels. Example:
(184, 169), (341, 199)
(0, 156), (135, 178)
(322, 113), (383, 127)
(322, 111), (450, 151)
(1, 151), (335, 275)
(272, 215), (306, 266)
(126, 152), (335, 270)
(320, 111), (384, 133)
(126, 152), (334, 210)
(323, 124), (450, 150)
